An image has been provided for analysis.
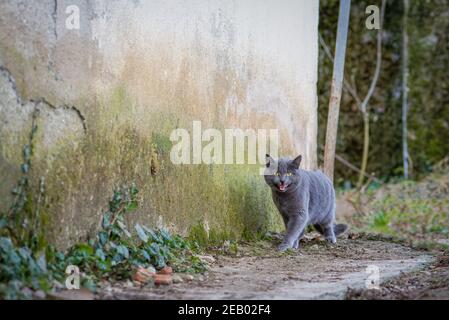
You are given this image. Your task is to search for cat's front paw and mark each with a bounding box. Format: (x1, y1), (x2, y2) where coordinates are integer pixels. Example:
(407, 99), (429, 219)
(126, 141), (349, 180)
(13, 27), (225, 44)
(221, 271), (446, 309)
(277, 243), (292, 252)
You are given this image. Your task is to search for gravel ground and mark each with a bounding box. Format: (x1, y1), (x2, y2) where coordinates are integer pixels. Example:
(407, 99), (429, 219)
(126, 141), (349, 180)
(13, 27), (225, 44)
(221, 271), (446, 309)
(96, 234), (435, 300)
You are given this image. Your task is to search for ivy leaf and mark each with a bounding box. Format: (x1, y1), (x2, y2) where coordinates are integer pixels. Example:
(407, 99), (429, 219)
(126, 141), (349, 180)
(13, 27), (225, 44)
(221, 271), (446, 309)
(126, 200), (138, 212)
(116, 220), (131, 238)
(135, 223), (148, 243)
(82, 277), (97, 292)
(23, 144), (30, 157)
(96, 258), (111, 272)
(160, 228), (172, 242)
(155, 256), (165, 269)
(116, 245), (129, 259)
(108, 242), (117, 249)
(102, 212), (112, 229)
(95, 248), (106, 261)
(140, 249), (150, 261)
(143, 227), (161, 243)
(36, 254), (47, 273)
(147, 243), (159, 256)
(55, 251), (65, 262)
(0, 217), (7, 230)
(98, 231), (108, 246)
(130, 183), (138, 196)
(8, 250), (22, 267)
(17, 247), (31, 261)
(111, 254), (123, 266)
(21, 163), (29, 174)
(0, 237), (14, 251)
(27, 258), (42, 276)
(74, 243), (94, 257)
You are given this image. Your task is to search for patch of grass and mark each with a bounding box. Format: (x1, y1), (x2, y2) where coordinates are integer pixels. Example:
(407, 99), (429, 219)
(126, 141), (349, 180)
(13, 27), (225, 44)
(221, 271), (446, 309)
(151, 132), (173, 156)
(370, 211), (392, 233)
(350, 170), (449, 247)
(365, 195), (449, 239)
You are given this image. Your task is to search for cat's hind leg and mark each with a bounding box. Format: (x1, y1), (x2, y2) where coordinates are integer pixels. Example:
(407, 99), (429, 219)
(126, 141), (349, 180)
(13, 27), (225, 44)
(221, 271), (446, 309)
(323, 223), (336, 244)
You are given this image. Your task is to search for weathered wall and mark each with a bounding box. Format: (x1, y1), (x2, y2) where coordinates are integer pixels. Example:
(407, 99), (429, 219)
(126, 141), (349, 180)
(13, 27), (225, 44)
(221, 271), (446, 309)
(0, 0), (319, 248)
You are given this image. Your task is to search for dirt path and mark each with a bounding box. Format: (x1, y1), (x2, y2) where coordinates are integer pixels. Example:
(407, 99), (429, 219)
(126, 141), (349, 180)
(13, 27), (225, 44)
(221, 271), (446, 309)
(98, 235), (434, 300)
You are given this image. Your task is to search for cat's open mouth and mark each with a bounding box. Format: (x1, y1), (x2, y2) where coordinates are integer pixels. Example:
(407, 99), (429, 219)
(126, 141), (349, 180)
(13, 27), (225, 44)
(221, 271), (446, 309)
(278, 184), (287, 192)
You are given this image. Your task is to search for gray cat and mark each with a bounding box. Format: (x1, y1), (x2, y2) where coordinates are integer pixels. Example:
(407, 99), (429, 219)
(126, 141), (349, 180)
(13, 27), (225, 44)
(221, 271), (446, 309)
(264, 154), (348, 251)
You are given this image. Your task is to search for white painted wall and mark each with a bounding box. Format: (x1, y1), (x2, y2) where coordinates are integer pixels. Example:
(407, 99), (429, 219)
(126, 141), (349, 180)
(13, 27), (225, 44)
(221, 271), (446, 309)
(87, 0), (319, 167)
(0, 0), (320, 245)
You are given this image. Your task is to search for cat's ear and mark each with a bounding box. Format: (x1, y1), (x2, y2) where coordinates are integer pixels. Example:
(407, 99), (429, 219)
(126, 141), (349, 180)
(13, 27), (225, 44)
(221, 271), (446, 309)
(290, 155), (302, 169)
(265, 154), (275, 168)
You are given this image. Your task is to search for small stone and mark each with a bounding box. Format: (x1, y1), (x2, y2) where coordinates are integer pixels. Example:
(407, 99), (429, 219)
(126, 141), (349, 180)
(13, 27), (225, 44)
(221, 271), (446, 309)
(143, 278), (155, 288)
(196, 255), (216, 264)
(158, 266), (173, 275)
(52, 280), (65, 290)
(146, 265), (157, 274)
(21, 287), (33, 298)
(104, 286), (113, 292)
(33, 290), (46, 300)
(182, 274), (194, 282)
(132, 272), (146, 283)
(154, 274), (173, 285)
(197, 275), (205, 282)
(97, 280), (109, 289)
(133, 266), (156, 284)
(172, 275), (184, 284)
(348, 233), (359, 240)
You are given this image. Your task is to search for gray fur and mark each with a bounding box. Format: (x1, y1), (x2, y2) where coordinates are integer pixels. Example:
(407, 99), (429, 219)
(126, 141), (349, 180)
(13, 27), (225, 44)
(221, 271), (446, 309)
(264, 154), (348, 251)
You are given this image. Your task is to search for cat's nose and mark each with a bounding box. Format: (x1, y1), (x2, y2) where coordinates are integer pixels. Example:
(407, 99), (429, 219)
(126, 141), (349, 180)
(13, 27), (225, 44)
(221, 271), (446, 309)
(279, 178), (285, 184)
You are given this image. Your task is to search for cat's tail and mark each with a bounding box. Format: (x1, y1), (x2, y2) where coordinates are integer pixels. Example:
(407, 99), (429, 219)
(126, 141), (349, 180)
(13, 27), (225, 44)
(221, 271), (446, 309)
(334, 223), (348, 236)
(314, 223), (349, 237)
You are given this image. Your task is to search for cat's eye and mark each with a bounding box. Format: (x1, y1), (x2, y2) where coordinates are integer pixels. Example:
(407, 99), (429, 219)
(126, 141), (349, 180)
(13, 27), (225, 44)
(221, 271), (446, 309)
(286, 173), (293, 176)
(274, 172), (280, 176)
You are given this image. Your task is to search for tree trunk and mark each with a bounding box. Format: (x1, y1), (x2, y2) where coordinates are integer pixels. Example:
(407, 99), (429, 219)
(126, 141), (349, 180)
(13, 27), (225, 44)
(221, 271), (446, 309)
(323, 0), (352, 182)
(356, 0), (386, 188)
(402, 0), (410, 179)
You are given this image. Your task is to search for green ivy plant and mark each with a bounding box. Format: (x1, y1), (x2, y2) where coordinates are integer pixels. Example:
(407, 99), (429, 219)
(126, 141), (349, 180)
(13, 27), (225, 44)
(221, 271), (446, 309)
(1, 183), (207, 299)
(0, 114), (206, 299)
(0, 108), (54, 299)
(62, 184), (207, 287)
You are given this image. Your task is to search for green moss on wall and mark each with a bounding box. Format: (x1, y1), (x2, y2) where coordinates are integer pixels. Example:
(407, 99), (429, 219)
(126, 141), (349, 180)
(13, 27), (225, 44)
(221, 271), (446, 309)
(0, 85), (282, 249)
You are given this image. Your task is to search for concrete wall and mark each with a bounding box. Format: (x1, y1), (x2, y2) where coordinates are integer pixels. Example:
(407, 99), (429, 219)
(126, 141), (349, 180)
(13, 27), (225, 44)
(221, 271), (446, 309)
(0, 0), (319, 248)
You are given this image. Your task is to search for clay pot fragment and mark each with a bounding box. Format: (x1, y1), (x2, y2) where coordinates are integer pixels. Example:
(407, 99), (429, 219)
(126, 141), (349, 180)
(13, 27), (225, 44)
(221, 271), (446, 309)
(158, 266), (173, 275)
(154, 274), (173, 285)
(132, 266), (156, 284)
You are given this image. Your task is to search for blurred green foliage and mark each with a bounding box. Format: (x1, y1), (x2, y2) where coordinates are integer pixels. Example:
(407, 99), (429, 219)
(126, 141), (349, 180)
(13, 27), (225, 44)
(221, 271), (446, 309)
(350, 168), (449, 247)
(319, 0), (449, 185)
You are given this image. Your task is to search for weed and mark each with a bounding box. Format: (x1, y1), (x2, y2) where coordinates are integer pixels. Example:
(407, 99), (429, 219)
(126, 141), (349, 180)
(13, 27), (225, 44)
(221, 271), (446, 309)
(349, 171), (449, 246)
